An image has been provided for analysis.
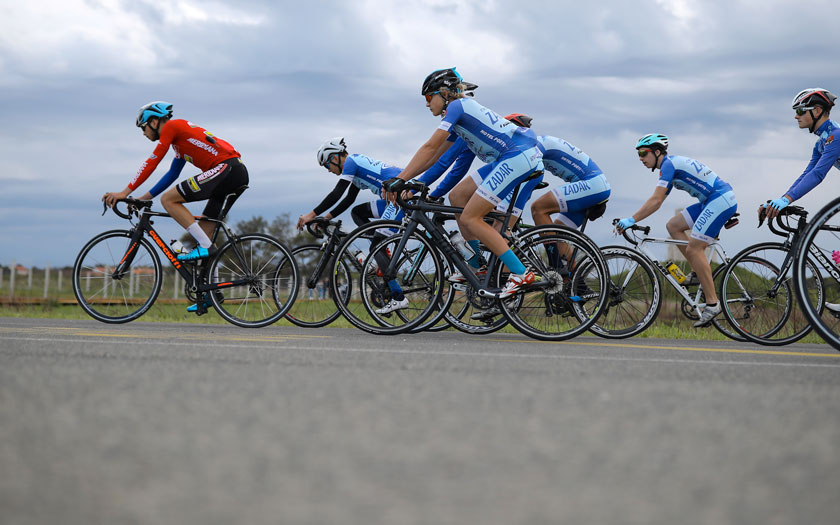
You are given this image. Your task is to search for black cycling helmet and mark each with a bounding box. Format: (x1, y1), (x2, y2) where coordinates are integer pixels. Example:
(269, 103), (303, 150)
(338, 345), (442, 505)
(504, 113), (533, 128)
(421, 67), (463, 95)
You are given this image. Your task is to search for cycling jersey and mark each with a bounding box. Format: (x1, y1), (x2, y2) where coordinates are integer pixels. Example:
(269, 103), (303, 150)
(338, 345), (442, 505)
(785, 119), (840, 201)
(339, 154), (403, 194)
(538, 135), (603, 182)
(129, 119), (240, 191)
(656, 155), (732, 203)
(438, 98), (538, 162)
(416, 138), (476, 198)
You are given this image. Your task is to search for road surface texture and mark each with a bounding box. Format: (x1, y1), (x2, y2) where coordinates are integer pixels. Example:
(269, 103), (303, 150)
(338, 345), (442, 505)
(1, 317), (839, 525)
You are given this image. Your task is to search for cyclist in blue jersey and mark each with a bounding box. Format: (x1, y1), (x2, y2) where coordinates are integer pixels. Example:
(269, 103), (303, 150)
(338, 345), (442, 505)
(616, 134), (738, 327)
(383, 68), (545, 299)
(297, 137), (408, 314)
(762, 88), (839, 220)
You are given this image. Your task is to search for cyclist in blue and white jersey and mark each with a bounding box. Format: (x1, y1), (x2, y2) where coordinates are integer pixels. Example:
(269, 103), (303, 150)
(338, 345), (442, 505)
(296, 137), (408, 314)
(762, 88), (839, 220)
(383, 68), (544, 299)
(616, 133), (738, 327)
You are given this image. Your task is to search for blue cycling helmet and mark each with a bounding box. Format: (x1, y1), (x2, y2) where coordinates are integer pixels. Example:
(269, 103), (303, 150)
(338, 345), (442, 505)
(136, 101), (174, 127)
(635, 133), (669, 151)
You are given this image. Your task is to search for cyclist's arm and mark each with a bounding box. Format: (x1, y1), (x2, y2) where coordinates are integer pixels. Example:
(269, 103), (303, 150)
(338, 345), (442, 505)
(784, 139), (840, 201)
(397, 129), (452, 181)
(630, 186), (668, 223)
(417, 139), (463, 187)
(143, 157), (187, 199)
(430, 149), (476, 198)
(325, 184), (361, 219)
(313, 178), (352, 215)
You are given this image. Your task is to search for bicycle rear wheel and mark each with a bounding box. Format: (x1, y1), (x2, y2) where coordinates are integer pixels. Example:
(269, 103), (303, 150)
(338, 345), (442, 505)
(285, 243), (350, 328)
(496, 225), (608, 341)
(72, 230), (162, 323)
(721, 244), (819, 346)
(794, 197), (840, 350)
(209, 233), (299, 328)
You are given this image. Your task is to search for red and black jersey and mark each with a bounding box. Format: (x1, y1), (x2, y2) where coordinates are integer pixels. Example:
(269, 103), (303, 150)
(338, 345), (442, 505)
(129, 119), (240, 191)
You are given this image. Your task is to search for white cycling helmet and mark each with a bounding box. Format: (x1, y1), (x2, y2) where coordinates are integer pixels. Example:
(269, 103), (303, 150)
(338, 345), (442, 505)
(317, 137), (347, 167)
(791, 88), (837, 111)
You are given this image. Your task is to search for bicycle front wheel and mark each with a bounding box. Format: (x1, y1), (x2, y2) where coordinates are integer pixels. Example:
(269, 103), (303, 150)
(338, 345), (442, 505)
(72, 230), (163, 323)
(794, 197), (840, 350)
(285, 243), (349, 328)
(588, 246), (662, 339)
(496, 225), (608, 341)
(209, 233), (299, 328)
(721, 243), (820, 346)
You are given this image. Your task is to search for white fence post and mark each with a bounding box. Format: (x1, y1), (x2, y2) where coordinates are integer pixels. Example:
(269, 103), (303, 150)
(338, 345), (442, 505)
(103, 266), (108, 298)
(0, 266), (4, 289)
(128, 269), (135, 298)
(173, 269), (179, 298)
(57, 270), (63, 293)
(43, 264), (50, 299)
(28, 266), (33, 289)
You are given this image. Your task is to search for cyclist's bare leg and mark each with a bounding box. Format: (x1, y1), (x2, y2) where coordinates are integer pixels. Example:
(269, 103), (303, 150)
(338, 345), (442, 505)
(450, 177), (478, 239)
(530, 192), (560, 226)
(160, 188), (212, 248)
(666, 213), (691, 258)
(685, 237), (717, 304)
(461, 194), (510, 258)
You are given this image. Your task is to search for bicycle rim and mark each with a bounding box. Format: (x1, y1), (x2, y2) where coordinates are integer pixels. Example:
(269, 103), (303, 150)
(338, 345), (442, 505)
(285, 244), (347, 328)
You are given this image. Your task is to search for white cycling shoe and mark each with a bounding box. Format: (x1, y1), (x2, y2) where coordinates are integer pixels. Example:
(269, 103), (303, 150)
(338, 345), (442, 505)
(375, 297), (409, 315)
(693, 303), (721, 328)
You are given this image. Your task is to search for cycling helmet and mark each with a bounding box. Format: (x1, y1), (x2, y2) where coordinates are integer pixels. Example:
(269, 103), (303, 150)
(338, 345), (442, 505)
(136, 101), (173, 127)
(792, 88), (837, 110)
(421, 67), (463, 95)
(317, 137), (347, 167)
(504, 113), (533, 128)
(636, 133), (669, 151)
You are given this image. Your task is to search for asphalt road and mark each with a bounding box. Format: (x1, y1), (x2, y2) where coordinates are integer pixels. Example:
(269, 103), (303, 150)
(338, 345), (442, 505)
(1, 317), (839, 525)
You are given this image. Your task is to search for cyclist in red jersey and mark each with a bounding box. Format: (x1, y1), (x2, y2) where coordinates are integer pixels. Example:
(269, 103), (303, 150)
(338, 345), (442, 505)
(102, 101), (249, 261)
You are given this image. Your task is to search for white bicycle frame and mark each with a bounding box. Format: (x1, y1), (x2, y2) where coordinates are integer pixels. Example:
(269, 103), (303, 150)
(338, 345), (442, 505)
(623, 234), (729, 316)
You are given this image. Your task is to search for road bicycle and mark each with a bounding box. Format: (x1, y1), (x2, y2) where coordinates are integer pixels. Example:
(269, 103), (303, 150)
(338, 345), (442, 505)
(73, 191), (299, 328)
(596, 218), (746, 340)
(793, 196), (840, 351)
(718, 205), (824, 345)
(288, 216), (452, 332)
(330, 178), (609, 340)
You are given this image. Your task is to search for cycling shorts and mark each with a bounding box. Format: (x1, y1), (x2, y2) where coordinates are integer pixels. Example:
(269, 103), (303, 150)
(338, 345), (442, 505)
(471, 170), (544, 218)
(176, 158), (249, 219)
(682, 190), (737, 243)
(474, 146), (544, 209)
(548, 173), (611, 228)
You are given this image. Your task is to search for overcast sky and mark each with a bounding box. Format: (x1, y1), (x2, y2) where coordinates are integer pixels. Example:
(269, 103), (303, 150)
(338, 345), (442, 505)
(2, 0), (839, 267)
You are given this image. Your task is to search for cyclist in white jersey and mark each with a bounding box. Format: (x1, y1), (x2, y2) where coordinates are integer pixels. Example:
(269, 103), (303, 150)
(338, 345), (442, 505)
(383, 68), (545, 299)
(616, 134), (738, 328)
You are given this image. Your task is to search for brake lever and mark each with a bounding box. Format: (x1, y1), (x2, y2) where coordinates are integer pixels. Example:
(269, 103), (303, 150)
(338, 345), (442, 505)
(758, 202), (768, 228)
(102, 200), (108, 216)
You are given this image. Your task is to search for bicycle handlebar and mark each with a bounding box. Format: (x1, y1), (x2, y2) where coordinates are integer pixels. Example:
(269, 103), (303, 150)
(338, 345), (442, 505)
(758, 202), (807, 237)
(394, 181), (429, 211)
(305, 216), (341, 239)
(611, 218), (650, 246)
(103, 198), (153, 220)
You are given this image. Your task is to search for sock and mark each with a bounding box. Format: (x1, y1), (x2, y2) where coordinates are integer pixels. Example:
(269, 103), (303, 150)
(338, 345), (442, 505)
(388, 279), (405, 301)
(466, 240), (482, 269)
(546, 244), (561, 269)
(499, 249), (527, 275)
(187, 223), (213, 249)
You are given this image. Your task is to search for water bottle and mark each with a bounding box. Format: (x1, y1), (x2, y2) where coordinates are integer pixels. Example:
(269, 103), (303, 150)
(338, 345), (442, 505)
(449, 231), (475, 259)
(170, 239), (186, 254)
(664, 260), (686, 284)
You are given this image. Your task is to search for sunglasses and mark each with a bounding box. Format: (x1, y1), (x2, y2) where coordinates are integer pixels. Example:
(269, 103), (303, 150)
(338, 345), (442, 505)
(322, 152), (337, 169)
(795, 107), (816, 116)
(424, 91), (440, 103)
(637, 149), (652, 158)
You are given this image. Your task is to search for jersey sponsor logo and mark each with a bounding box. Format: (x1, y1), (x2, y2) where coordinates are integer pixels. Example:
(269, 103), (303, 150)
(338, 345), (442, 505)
(694, 207), (715, 230)
(196, 163), (225, 183)
(184, 154), (194, 164)
(486, 162), (514, 191)
(827, 135), (835, 145)
(563, 180), (592, 196)
(187, 177), (200, 192)
(149, 154), (157, 160)
(186, 137), (218, 156)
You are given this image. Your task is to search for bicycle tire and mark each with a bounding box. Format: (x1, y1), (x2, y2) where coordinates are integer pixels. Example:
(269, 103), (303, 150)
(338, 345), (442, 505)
(495, 225), (608, 341)
(285, 243), (350, 328)
(794, 197), (840, 351)
(208, 233), (299, 328)
(586, 245), (662, 339)
(720, 243), (820, 345)
(72, 229), (163, 323)
(331, 220), (444, 335)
